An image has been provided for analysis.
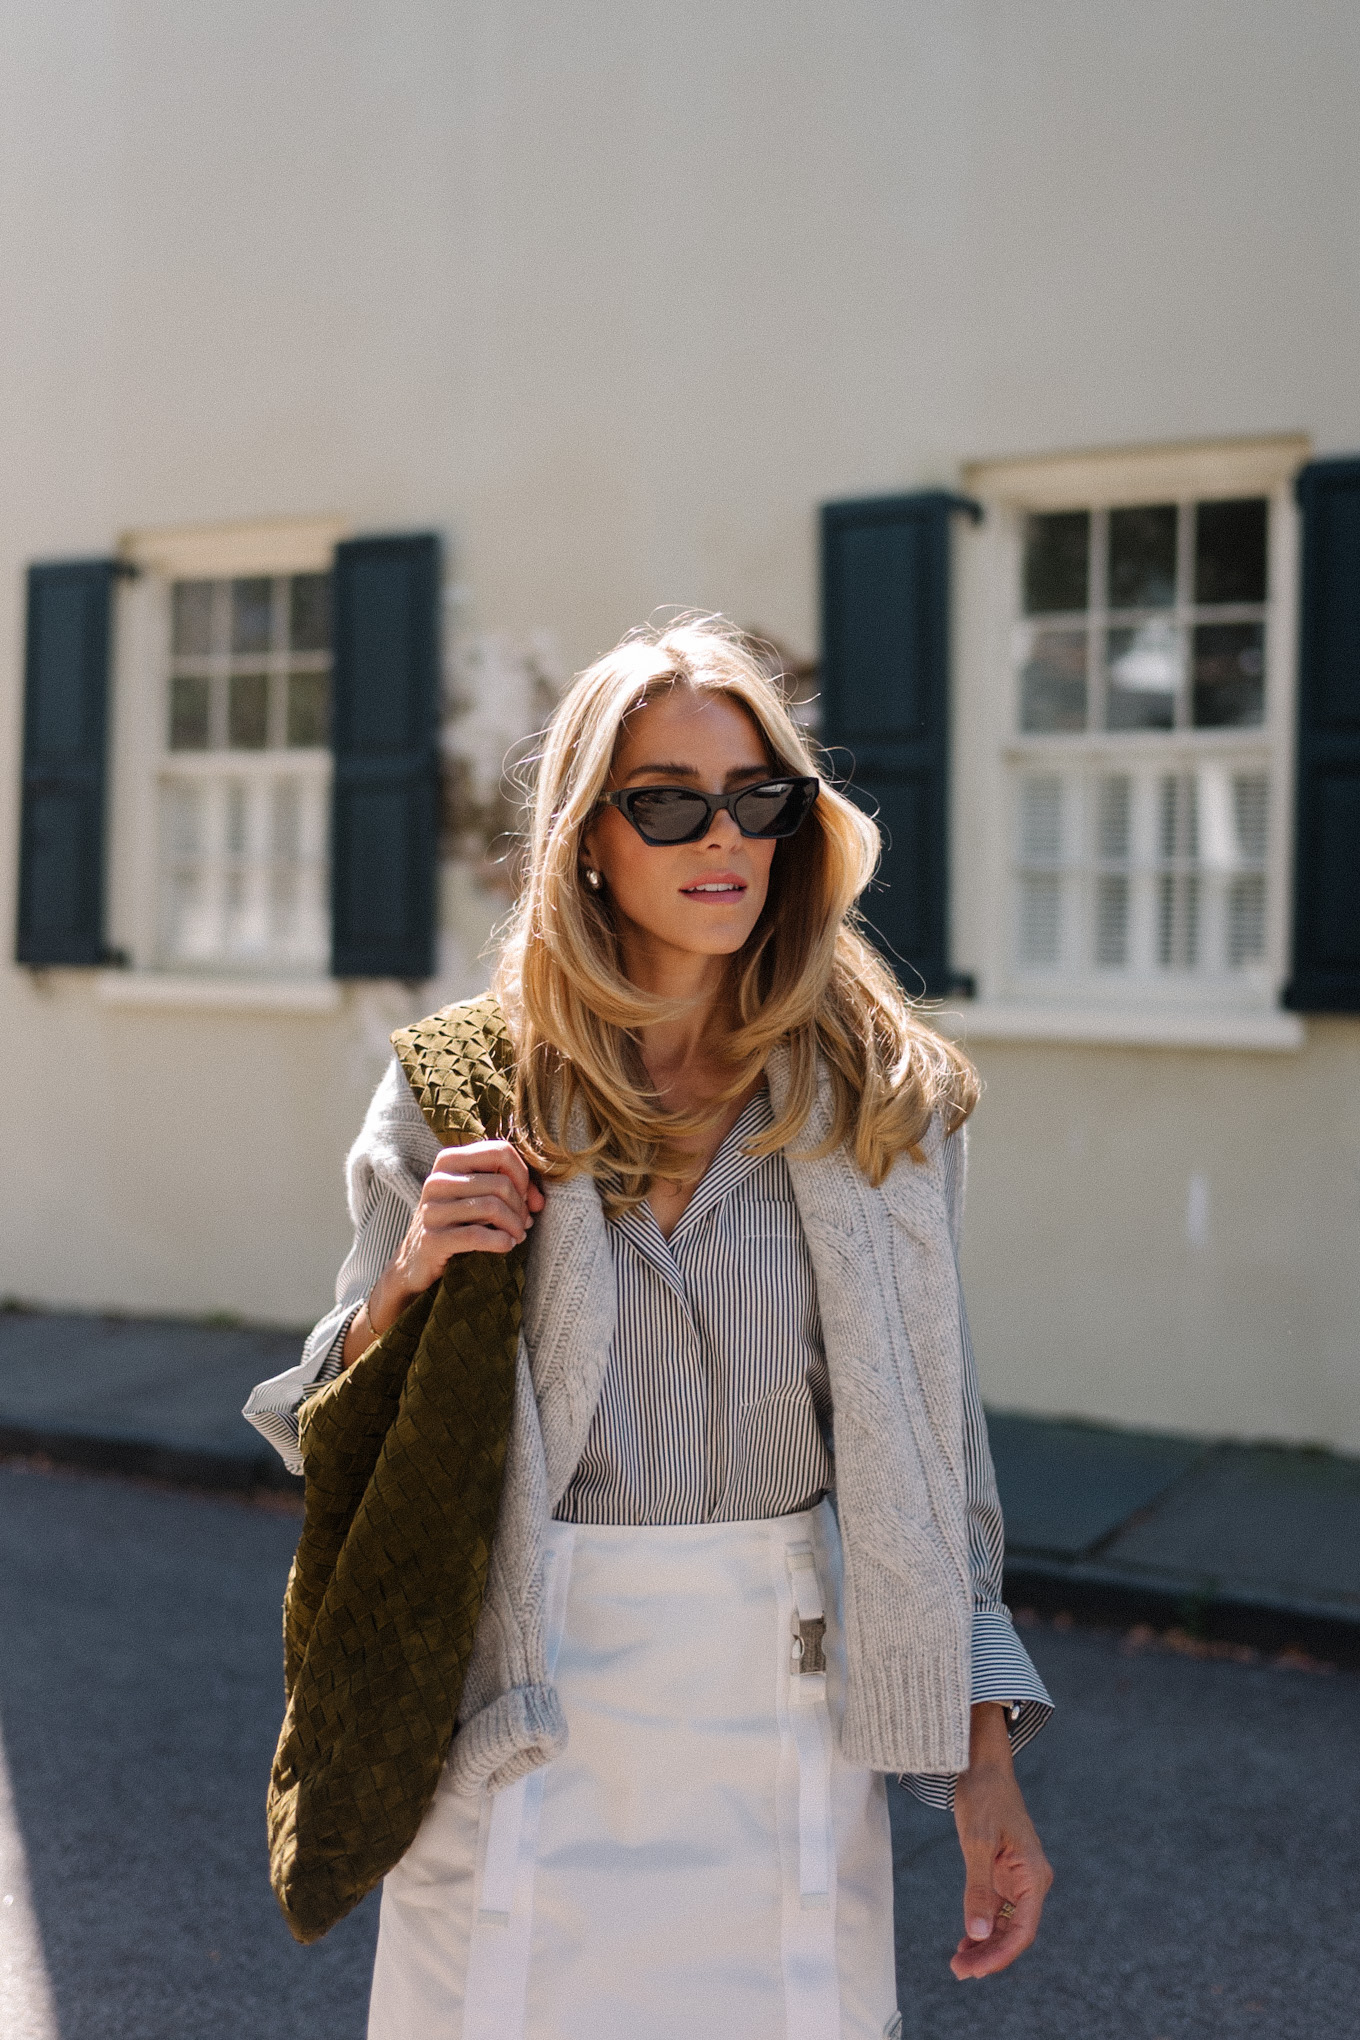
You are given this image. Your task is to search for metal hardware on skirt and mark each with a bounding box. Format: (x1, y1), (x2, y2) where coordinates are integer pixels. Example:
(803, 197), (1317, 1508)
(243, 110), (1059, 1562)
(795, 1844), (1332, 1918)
(597, 775), (820, 845)
(793, 1614), (827, 1675)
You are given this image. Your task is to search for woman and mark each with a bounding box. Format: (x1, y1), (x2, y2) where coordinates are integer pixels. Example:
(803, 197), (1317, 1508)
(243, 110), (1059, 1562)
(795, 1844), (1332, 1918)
(247, 617), (1053, 2040)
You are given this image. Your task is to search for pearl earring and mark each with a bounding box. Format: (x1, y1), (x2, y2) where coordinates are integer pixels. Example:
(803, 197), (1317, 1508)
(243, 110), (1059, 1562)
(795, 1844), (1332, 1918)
(584, 867), (603, 892)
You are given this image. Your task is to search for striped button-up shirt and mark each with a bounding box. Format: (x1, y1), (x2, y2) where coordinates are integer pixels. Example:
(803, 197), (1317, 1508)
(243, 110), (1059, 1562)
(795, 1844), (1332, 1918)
(556, 1092), (832, 1525)
(245, 1077), (1051, 1805)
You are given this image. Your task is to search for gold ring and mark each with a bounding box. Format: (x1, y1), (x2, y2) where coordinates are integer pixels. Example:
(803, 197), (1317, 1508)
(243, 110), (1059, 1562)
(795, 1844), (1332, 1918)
(997, 1900), (1016, 1921)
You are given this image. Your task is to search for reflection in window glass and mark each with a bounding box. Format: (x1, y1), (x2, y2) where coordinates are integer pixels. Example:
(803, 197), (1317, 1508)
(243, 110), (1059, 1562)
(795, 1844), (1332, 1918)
(1106, 620), (1181, 729)
(289, 573), (332, 652)
(1020, 628), (1087, 731)
(172, 581), (215, 657)
(231, 577), (273, 654)
(1195, 499), (1267, 604)
(229, 672), (270, 748)
(1023, 512), (1089, 614)
(1108, 505), (1177, 609)
(169, 674), (211, 749)
(287, 671), (329, 746)
(1193, 622), (1265, 728)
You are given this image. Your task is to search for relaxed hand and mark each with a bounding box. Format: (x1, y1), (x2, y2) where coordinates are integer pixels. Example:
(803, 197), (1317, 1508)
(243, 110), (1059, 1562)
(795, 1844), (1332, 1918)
(949, 1702), (1053, 1980)
(343, 1141), (545, 1365)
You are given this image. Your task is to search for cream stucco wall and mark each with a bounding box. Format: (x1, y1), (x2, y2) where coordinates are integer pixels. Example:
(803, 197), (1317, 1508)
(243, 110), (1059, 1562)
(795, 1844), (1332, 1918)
(1, 2), (1358, 1444)
(955, 1024), (1360, 1454)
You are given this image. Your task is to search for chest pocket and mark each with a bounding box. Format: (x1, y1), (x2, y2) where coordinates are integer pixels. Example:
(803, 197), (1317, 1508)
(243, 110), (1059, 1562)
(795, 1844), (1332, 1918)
(730, 1196), (803, 1242)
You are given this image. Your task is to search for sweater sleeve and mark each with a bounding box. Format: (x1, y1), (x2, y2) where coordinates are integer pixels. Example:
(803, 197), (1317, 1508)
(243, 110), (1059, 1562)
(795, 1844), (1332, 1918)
(241, 1057), (441, 1474)
(899, 1122), (1053, 1809)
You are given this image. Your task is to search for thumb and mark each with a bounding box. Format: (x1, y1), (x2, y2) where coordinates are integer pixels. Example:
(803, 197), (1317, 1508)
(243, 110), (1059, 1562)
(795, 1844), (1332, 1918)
(961, 1841), (999, 1942)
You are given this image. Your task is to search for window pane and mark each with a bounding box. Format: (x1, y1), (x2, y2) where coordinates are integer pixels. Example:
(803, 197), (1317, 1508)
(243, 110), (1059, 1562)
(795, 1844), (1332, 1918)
(229, 671), (269, 748)
(1023, 511), (1089, 614)
(289, 573), (332, 652)
(1019, 876), (1062, 967)
(1095, 876), (1129, 966)
(1192, 621), (1265, 728)
(1233, 774), (1268, 864)
(1108, 504), (1177, 609)
(231, 577), (273, 654)
(1106, 620), (1181, 729)
(172, 580), (215, 657)
(1097, 774), (1131, 860)
(1228, 875), (1266, 966)
(1158, 873), (1200, 967)
(1020, 628), (1087, 731)
(1194, 498), (1267, 604)
(1159, 772), (1199, 861)
(287, 670), (330, 746)
(1019, 774), (1063, 861)
(169, 674), (211, 750)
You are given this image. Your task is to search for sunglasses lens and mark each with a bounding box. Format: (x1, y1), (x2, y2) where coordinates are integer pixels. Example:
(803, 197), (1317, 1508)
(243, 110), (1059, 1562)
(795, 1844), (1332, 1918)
(625, 788), (712, 843)
(732, 779), (818, 838)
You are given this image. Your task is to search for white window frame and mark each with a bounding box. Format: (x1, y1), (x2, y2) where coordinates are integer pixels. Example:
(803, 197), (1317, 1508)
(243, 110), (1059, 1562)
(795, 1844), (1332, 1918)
(101, 515), (351, 1013)
(951, 436), (1311, 1051)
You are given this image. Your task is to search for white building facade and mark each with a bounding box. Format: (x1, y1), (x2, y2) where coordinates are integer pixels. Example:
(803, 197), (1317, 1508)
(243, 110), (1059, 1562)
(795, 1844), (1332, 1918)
(3, 1), (1358, 1450)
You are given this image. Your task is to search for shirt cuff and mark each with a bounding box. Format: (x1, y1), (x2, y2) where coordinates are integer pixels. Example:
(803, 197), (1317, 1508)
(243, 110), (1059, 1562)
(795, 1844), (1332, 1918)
(240, 1305), (358, 1474)
(899, 1609), (1053, 1812)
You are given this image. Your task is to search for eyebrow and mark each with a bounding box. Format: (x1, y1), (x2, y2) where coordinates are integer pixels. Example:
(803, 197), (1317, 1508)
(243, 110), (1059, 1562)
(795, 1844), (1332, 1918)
(621, 761), (772, 787)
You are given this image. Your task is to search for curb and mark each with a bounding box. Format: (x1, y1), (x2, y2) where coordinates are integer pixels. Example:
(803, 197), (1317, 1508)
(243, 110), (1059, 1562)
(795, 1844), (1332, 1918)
(1006, 1555), (1360, 1668)
(0, 1422), (303, 1497)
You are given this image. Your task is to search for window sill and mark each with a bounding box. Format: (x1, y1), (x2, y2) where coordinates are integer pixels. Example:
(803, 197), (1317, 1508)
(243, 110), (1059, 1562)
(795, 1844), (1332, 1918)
(96, 971), (343, 1015)
(943, 1001), (1305, 1053)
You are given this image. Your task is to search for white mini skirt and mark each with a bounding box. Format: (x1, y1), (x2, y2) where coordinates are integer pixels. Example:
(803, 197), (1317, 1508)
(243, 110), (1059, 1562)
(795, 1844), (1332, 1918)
(367, 1500), (899, 2040)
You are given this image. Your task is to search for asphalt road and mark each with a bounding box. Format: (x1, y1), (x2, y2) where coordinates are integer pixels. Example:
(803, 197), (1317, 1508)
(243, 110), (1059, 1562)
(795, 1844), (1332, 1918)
(0, 1462), (1353, 2040)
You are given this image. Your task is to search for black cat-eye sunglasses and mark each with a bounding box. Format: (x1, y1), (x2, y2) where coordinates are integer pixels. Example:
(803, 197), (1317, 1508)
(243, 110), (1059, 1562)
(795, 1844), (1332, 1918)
(598, 776), (821, 846)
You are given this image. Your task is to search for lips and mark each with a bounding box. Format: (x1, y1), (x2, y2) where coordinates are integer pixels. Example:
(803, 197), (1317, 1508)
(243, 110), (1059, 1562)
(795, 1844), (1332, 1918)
(680, 872), (747, 898)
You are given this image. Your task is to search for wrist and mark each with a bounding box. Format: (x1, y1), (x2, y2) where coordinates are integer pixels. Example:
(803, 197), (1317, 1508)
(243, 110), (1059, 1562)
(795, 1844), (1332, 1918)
(968, 1701), (1014, 1766)
(370, 1257), (421, 1336)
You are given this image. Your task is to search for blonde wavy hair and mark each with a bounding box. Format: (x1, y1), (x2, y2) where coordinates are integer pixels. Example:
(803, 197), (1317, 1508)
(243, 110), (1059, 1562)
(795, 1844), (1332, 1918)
(494, 616), (977, 1213)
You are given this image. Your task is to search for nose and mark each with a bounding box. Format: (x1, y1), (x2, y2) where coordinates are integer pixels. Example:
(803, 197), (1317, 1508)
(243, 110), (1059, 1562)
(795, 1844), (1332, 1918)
(704, 802), (744, 849)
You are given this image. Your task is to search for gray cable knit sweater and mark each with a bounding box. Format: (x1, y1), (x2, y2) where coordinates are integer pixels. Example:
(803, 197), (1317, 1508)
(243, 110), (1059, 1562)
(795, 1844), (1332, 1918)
(312, 1045), (1013, 1784)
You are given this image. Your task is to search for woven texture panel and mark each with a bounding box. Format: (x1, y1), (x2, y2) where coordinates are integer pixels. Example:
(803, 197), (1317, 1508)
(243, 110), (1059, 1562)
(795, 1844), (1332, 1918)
(268, 995), (523, 1943)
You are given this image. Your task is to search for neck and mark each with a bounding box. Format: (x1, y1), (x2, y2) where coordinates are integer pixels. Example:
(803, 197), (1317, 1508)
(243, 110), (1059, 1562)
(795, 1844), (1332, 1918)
(616, 927), (735, 1095)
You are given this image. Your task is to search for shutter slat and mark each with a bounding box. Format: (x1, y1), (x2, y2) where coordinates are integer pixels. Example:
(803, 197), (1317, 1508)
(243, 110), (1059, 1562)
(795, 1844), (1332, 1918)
(820, 491), (978, 998)
(330, 533), (441, 979)
(1286, 458), (1360, 1013)
(16, 559), (117, 966)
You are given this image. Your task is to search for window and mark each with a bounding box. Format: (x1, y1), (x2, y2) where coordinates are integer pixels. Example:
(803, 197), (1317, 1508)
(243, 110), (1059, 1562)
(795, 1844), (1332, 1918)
(957, 439), (1307, 1037)
(157, 572), (333, 974)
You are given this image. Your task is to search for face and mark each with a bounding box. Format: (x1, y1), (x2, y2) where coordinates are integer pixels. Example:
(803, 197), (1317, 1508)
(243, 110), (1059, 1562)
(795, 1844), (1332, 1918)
(581, 687), (779, 974)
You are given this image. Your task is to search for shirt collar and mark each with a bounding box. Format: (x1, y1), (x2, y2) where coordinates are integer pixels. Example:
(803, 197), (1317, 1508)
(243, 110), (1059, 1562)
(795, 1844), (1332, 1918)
(609, 1086), (775, 1268)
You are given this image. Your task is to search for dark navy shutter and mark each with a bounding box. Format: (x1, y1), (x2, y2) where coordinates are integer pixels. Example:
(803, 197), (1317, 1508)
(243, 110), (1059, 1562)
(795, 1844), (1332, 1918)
(16, 559), (119, 966)
(1286, 458), (1360, 1012)
(820, 491), (979, 997)
(330, 533), (441, 979)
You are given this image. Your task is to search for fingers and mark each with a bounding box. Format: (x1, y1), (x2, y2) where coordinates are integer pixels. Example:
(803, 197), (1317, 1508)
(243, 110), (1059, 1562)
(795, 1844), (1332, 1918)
(430, 1139), (533, 1200)
(949, 1845), (1053, 1981)
(961, 1837), (1000, 1946)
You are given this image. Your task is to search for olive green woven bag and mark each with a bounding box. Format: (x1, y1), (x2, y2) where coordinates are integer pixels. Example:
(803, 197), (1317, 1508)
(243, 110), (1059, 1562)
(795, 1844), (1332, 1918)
(267, 995), (524, 1943)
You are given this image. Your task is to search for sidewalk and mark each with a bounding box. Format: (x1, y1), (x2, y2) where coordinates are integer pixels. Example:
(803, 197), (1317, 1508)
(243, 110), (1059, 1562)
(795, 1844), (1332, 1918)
(1, 1307), (1357, 1661)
